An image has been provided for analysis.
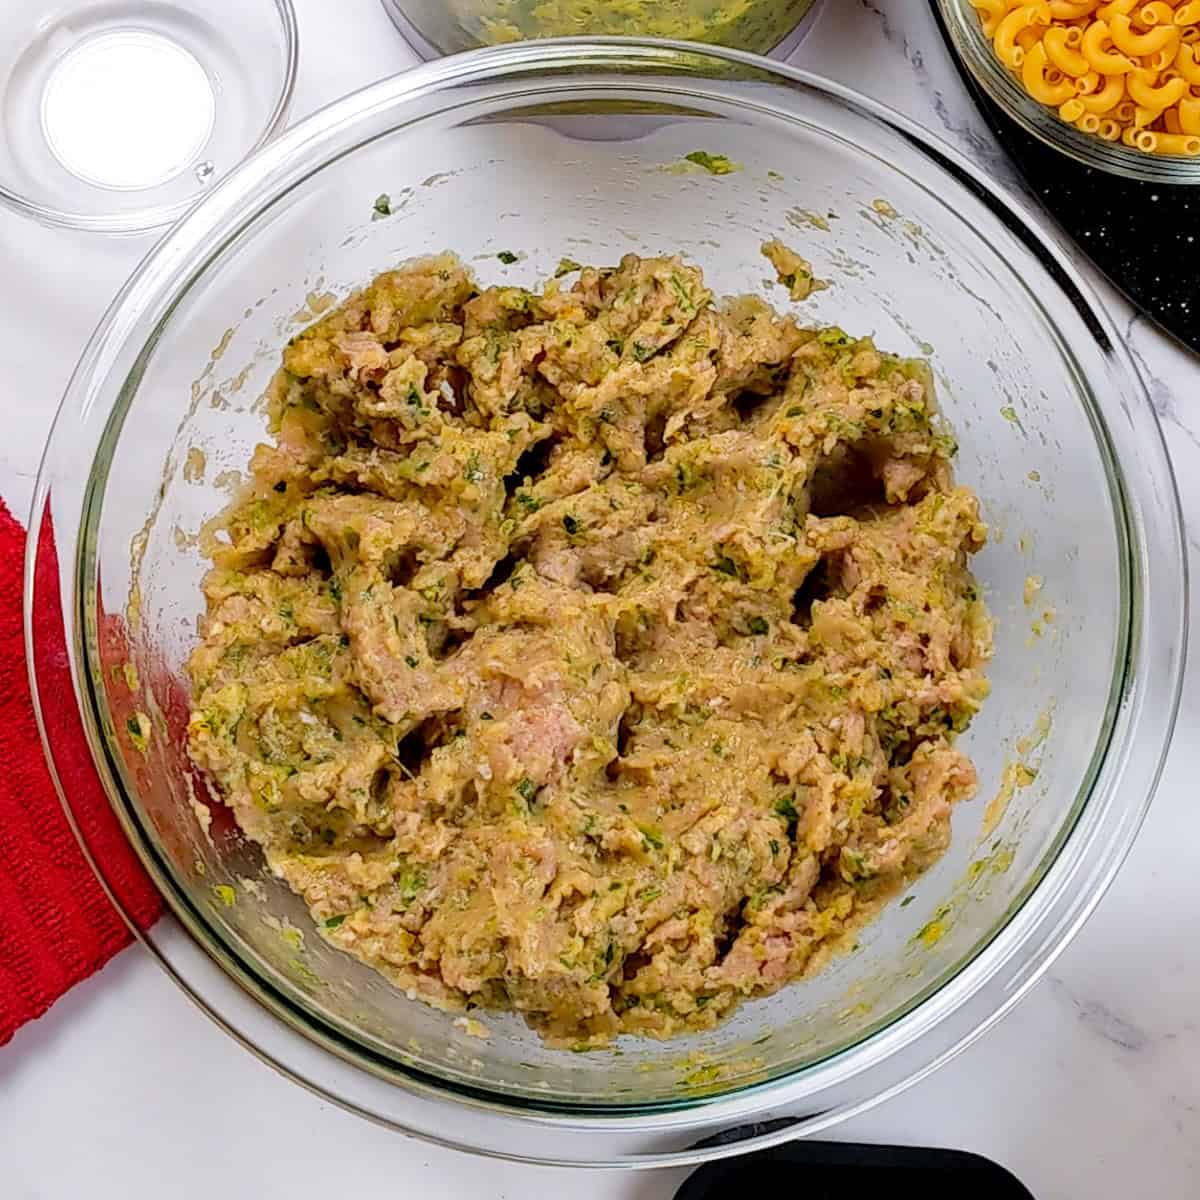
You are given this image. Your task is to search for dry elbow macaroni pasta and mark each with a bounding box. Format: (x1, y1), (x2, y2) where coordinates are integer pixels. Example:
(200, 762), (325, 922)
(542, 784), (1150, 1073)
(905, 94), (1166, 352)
(969, 0), (1200, 154)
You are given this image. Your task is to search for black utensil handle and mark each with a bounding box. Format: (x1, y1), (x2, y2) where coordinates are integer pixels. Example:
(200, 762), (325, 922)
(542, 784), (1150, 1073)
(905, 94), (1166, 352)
(677, 1138), (1036, 1198)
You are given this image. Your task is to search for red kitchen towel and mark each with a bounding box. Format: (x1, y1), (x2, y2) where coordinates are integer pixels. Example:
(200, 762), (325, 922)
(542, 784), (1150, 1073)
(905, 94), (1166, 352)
(0, 497), (160, 1046)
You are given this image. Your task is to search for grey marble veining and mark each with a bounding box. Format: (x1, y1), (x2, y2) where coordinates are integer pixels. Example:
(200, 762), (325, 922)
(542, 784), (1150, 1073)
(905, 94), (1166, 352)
(810, 0), (1021, 185)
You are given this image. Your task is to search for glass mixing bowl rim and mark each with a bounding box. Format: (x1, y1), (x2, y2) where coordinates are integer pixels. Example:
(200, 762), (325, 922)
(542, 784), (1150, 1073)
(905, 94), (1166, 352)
(30, 37), (1187, 1157)
(0, 0), (300, 234)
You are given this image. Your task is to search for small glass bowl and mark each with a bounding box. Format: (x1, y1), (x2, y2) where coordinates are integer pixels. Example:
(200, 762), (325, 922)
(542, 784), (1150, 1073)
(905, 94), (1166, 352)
(937, 0), (1200, 183)
(0, 0), (298, 233)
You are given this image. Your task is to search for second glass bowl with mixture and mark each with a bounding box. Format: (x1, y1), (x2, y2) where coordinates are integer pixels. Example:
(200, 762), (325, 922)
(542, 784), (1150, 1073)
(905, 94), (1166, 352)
(32, 40), (1184, 1166)
(379, 0), (822, 56)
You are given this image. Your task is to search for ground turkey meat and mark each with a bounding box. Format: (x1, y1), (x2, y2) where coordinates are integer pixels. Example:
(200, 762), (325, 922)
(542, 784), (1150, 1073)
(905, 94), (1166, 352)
(187, 248), (992, 1045)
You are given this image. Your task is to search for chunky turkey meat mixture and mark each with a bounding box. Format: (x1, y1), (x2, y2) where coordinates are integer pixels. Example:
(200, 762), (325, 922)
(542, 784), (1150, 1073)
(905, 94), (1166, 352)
(187, 249), (992, 1045)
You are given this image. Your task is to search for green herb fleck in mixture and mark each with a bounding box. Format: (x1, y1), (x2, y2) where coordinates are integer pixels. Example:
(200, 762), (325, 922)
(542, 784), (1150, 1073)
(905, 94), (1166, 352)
(684, 150), (739, 175)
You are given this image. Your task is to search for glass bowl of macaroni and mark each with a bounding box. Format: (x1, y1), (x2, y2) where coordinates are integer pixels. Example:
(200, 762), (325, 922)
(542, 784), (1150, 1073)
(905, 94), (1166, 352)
(29, 39), (1185, 1166)
(939, 0), (1200, 181)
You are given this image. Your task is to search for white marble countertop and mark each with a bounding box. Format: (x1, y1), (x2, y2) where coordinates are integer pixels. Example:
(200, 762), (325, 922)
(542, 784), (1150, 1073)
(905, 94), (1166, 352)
(5, 2), (1198, 1197)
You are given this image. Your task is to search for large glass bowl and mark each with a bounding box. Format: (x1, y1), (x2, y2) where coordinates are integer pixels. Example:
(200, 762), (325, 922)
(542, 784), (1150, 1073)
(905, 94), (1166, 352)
(28, 40), (1185, 1168)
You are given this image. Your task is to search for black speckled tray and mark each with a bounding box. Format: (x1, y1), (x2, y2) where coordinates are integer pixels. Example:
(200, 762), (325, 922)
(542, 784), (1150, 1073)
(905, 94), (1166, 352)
(930, 2), (1198, 354)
